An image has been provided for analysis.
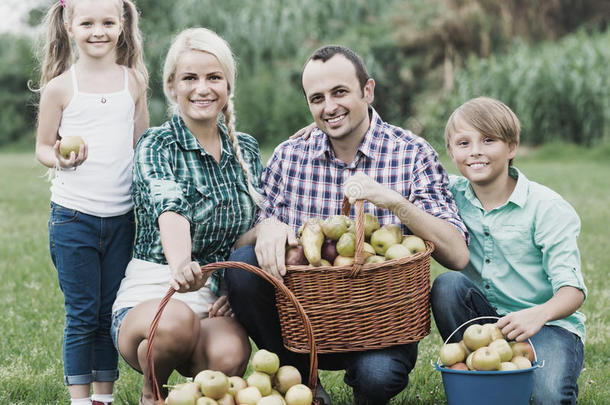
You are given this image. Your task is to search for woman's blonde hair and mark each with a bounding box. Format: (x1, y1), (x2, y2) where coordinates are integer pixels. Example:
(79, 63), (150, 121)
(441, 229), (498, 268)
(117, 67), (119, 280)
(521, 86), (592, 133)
(163, 28), (262, 205)
(36, 0), (148, 88)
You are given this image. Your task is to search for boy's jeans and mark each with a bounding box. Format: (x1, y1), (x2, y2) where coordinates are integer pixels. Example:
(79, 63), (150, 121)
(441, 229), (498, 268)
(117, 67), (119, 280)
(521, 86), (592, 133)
(431, 271), (584, 405)
(225, 246), (418, 405)
(49, 202), (134, 385)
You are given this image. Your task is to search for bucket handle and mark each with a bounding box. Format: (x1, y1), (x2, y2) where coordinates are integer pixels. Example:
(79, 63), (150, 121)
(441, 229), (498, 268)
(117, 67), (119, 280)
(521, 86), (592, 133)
(435, 315), (543, 368)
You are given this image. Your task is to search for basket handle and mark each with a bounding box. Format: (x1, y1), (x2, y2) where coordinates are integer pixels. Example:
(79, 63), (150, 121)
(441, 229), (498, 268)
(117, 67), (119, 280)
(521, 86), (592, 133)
(145, 261), (320, 403)
(340, 197), (366, 277)
(439, 315), (539, 364)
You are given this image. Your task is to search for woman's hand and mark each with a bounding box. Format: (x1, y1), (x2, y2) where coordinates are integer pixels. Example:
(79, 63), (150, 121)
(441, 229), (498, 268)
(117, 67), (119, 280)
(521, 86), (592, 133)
(209, 295), (233, 318)
(289, 122), (317, 140)
(170, 260), (208, 293)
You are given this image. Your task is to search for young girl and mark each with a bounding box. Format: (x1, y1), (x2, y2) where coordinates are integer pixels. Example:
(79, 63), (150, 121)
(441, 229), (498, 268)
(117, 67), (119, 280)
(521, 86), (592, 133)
(34, 1), (148, 404)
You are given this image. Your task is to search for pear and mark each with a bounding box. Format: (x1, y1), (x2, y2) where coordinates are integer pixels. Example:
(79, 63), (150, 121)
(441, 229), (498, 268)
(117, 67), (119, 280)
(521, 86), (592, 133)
(385, 244), (413, 260)
(300, 219), (324, 266)
(362, 242), (376, 259)
(321, 215), (348, 240)
(319, 259), (332, 266)
(336, 232), (356, 257)
(365, 255), (385, 264)
(363, 213), (381, 238)
(381, 224), (403, 243)
(333, 255), (355, 267)
(370, 227), (401, 255)
(401, 235), (426, 253)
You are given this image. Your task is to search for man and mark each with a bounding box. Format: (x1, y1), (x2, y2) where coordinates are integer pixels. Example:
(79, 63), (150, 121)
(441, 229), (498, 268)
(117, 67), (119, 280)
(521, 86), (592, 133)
(226, 45), (469, 405)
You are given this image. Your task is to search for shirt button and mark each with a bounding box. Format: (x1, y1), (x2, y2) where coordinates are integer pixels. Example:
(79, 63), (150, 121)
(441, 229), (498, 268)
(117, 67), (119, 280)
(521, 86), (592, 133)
(484, 232), (490, 236)
(485, 285), (490, 289)
(485, 258), (490, 264)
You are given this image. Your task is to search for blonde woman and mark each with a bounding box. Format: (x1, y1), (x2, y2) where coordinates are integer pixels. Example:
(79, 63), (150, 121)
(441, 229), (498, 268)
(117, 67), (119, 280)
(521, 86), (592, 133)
(111, 28), (262, 404)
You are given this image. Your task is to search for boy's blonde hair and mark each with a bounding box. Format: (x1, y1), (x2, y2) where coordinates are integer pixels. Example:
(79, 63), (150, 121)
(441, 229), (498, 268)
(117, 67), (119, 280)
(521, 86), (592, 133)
(37, 0), (148, 88)
(445, 97), (520, 163)
(163, 28), (262, 205)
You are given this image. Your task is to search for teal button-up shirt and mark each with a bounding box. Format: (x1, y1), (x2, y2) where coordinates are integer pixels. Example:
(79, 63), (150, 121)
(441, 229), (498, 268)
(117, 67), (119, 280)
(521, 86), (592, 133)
(449, 167), (587, 341)
(132, 115), (263, 295)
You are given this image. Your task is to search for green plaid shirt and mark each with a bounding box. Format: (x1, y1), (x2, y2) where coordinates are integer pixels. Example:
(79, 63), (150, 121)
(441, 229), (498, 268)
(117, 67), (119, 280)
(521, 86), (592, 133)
(132, 115), (263, 295)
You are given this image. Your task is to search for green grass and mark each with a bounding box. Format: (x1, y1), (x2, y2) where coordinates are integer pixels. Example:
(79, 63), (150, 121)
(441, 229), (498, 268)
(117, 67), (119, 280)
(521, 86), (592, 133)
(0, 147), (608, 404)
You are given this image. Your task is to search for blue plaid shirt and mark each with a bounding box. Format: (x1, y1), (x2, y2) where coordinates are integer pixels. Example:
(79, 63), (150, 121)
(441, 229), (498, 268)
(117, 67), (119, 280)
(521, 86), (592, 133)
(259, 108), (468, 239)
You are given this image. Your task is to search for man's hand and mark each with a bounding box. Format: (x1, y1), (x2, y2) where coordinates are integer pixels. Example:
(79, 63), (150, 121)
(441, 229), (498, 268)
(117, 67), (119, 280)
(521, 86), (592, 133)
(344, 172), (402, 209)
(209, 295), (233, 318)
(170, 260), (208, 293)
(254, 218), (298, 280)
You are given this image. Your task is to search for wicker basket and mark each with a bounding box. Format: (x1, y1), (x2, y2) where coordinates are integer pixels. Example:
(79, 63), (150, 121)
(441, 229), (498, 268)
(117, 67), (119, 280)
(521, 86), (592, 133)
(276, 197), (434, 353)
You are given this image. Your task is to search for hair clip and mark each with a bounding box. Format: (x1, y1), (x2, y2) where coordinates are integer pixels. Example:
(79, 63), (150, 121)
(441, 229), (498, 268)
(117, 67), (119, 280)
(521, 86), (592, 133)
(60, 0), (66, 7)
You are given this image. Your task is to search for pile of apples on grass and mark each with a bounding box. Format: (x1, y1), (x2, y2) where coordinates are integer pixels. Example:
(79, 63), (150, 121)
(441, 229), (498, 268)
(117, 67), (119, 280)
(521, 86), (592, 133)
(285, 214), (426, 267)
(439, 323), (535, 371)
(166, 349), (311, 405)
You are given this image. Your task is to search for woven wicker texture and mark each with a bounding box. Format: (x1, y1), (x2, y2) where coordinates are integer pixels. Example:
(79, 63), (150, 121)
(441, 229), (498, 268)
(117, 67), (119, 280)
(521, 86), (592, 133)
(277, 198), (434, 353)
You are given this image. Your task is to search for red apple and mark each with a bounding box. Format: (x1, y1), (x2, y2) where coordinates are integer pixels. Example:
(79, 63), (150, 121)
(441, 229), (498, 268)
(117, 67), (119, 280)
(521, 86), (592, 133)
(321, 240), (339, 263)
(285, 246), (308, 266)
(449, 362), (469, 371)
(511, 341), (535, 362)
(471, 347), (501, 371)
(463, 324), (493, 351)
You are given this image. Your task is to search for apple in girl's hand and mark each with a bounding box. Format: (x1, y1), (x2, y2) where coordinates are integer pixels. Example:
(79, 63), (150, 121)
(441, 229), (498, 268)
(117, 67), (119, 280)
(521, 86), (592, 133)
(228, 376), (248, 396)
(462, 324), (493, 351)
(511, 355), (532, 369)
(59, 136), (85, 159)
(195, 370), (229, 400)
(252, 349), (280, 375)
(284, 384), (313, 405)
(471, 347), (501, 371)
(488, 338), (513, 362)
(273, 365), (302, 394)
(511, 341), (535, 362)
(439, 343), (466, 366)
(235, 386), (262, 405)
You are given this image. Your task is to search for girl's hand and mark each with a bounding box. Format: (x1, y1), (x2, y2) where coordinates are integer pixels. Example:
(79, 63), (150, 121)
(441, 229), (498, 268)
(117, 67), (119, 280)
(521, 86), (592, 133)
(53, 140), (88, 169)
(209, 295), (233, 318)
(170, 261), (208, 293)
(496, 306), (548, 342)
(289, 122), (317, 140)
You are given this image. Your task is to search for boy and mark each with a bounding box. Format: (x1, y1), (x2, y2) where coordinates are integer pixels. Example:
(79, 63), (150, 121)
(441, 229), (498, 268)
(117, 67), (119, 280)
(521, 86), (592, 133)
(431, 97), (587, 404)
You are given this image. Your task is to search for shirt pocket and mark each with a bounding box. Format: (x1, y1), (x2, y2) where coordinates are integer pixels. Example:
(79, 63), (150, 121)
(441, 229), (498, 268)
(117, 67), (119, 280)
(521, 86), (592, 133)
(494, 224), (534, 259)
(183, 183), (215, 224)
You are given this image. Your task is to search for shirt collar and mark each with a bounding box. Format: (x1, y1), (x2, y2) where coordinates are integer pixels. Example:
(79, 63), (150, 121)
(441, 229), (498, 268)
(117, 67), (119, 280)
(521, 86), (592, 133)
(310, 107), (381, 162)
(463, 166), (528, 209)
(170, 114), (234, 157)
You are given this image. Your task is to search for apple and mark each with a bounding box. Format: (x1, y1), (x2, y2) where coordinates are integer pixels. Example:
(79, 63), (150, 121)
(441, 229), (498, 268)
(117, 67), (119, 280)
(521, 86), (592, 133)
(196, 398), (219, 405)
(284, 384), (313, 405)
(235, 386), (262, 405)
(59, 136), (85, 159)
(195, 370), (230, 400)
(449, 362), (469, 371)
(511, 341), (535, 362)
(511, 355), (532, 369)
(471, 347), (501, 371)
(252, 349), (280, 375)
(363, 213), (380, 238)
(465, 352), (475, 370)
(247, 371), (272, 396)
(498, 361), (518, 371)
(216, 393), (235, 405)
(336, 232), (356, 257)
(458, 340), (471, 356)
(482, 323), (504, 341)
(273, 365), (302, 394)
(462, 324), (493, 351)
(333, 255), (354, 267)
(381, 224), (402, 242)
(167, 387), (198, 405)
(228, 376), (248, 396)
(370, 227), (401, 255)
(384, 244), (413, 260)
(321, 240), (338, 263)
(285, 246), (308, 266)
(365, 255), (385, 264)
(488, 338), (513, 362)
(362, 242), (376, 259)
(401, 235), (426, 253)
(256, 395), (285, 405)
(321, 215), (348, 240)
(439, 342), (466, 366)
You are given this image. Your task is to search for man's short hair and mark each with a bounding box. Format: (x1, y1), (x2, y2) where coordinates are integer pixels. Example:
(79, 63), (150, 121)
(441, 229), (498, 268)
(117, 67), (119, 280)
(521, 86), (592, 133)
(301, 45), (370, 91)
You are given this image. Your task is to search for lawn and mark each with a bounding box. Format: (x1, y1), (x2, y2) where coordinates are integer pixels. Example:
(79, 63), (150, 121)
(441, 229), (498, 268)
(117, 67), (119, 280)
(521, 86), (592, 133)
(0, 146), (608, 404)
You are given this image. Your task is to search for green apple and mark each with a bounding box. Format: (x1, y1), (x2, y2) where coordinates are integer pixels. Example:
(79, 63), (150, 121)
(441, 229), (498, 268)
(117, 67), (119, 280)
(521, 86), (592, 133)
(362, 242), (376, 259)
(363, 213), (380, 238)
(370, 228), (400, 255)
(333, 255), (354, 267)
(364, 255), (385, 264)
(511, 355), (532, 369)
(482, 323), (504, 341)
(167, 386), (198, 405)
(235, 386), (262, 405)
(59, 136), (85, 159)
(321, 215), (348, 240)
(215, 393), (234, 405)
(257, 395), (286, 405)
(471, 347), (501, 371)
(488, 338), (513, 362)
(439, 342), (466, 366)
(465, 352), (475, 370)
(247, 371), (272, 396)
(336, 232), (356, 257)
(196, 397), (219, 405)
(384, 243), (413, 260)
(401, 235), (426, 253)
(498, 361), (518, 371)
(284, 384), (313, 405)
(228, 376), (248, 396)
(273, 365), (302, 394)
(195, 370), (229, 400)
(511, 341), (535, 362)
(458, 339), (471, 356)
(462, 324), (493, 351)
(252, 349), (280, 375)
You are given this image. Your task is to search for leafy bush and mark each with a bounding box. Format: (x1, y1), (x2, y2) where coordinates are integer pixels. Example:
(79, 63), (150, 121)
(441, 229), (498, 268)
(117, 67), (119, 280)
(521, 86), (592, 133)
(419, 29), (610, 147)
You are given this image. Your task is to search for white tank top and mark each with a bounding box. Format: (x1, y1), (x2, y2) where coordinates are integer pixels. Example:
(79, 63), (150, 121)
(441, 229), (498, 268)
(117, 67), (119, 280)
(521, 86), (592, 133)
(51, 65), (135, 217)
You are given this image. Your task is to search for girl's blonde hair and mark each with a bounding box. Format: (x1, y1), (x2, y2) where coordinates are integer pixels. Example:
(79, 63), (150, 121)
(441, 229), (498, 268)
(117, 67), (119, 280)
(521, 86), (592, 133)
(163, 28), (262, 205)
(37, 0), (148, 88)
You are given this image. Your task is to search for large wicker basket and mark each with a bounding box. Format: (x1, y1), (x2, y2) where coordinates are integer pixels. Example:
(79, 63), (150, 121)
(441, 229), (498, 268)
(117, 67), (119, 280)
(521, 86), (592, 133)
(276, 198), (434, 353)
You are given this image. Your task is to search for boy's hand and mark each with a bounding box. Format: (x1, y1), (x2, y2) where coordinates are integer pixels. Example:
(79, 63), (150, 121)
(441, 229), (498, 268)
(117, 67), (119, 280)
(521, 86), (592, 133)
(496, 306), (548, 342)
(53, 140), (88, 169)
